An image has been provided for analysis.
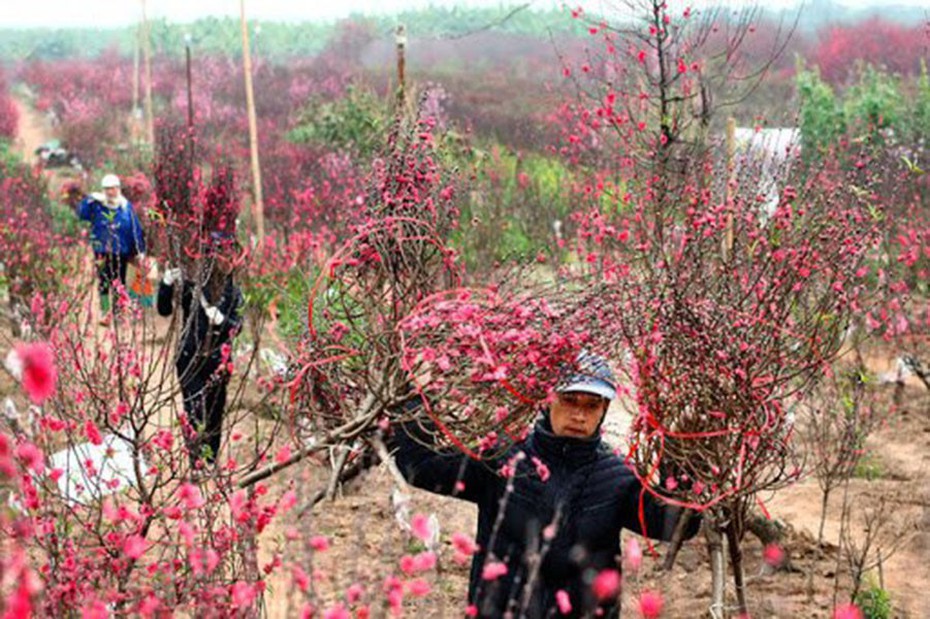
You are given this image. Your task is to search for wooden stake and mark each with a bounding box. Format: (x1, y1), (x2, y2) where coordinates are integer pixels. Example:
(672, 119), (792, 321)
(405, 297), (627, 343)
(240, 0), (265, 246)
(140, 0), (154, 146)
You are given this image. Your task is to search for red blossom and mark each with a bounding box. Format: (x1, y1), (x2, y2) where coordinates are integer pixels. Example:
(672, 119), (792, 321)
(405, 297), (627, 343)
(16, 342), (57, 404)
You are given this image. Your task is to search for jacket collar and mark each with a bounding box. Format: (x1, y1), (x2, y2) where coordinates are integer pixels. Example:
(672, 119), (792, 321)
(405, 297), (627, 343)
(527, 413), (602, 466)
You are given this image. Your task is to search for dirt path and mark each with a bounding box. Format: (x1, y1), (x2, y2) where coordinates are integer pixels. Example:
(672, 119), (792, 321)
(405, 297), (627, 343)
(12, 97), (51, 161)
(759, 378), (930, 618)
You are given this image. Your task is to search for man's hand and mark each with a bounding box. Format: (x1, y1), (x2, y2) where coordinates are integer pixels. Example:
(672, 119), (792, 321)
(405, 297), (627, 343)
(162, 267), (182, 286)
(199, 293), (225, 326)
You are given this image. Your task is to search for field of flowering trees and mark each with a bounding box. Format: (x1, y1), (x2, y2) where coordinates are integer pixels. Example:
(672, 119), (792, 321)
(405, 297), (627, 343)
(1, 2), (929, 618)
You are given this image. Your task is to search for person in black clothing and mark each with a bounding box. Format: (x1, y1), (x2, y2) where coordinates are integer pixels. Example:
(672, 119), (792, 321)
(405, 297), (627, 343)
(390, 351), (700, 618)
(157, 233), (243, 466)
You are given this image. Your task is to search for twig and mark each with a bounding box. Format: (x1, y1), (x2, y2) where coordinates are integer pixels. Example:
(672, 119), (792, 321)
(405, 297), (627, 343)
(325, 445), (351, 501)
(369, 433), (410, 490)
(237, 392), (379, 488)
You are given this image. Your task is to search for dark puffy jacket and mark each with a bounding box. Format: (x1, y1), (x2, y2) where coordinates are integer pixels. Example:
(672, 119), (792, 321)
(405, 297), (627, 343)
(77, 195), (146, 256)
(157, 279), (243, 380)
(391, 411), (700, 618)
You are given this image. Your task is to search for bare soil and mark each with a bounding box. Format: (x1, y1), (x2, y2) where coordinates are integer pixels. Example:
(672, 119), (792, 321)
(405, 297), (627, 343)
(259, 351), (930, 618)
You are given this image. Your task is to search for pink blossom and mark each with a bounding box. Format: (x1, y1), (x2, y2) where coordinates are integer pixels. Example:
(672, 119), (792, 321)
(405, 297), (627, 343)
(833, 604), (864, 619)
(16, 342), (57, 404)
(178, 520), (195, 547)
(411, 513), (434, 542)
(275, 445), (292, 464)
(482, 561), (508, 581)
(452, 532), (478, 556)
(412, 551), (437, 572)
(179, 483), (206, 510)
(310, 535), (330, 552)
(763, 543), (785, 568)
(532, 456), (551, 482)
(229, 490), (249, 523)
(638, 590), (664, 618)
(494, 406), (509, 422)
(556, 590), (572, 614)
(293, 565), (310, 592)
(399, 554), (416, 575)
(84, 420), (103, 445)
(323, 603), (350, 619)
(123, 534), (147, 559)
(231, 581), (257, 609)
(4, 570), (36, 618)
(592, 568), (620, 601)
(138, 594), (161, 617)
(407, 578), (431, 597)
(625, 537), (643, 571)
(204, 548), (220, 574)
(346, 582), (364, 604)
(15, 442), (44, 473)
(279, 489), (298, 513)
(82, 599), (108, 619)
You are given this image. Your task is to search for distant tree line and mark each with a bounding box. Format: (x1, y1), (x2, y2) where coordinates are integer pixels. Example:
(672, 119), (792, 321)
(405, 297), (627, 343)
(0, 7), (590, 62)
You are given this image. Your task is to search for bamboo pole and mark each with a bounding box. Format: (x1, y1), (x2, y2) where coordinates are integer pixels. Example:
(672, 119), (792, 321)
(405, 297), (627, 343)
(395, 24), (407, 108)
(723, 117), (736, 261)
(185, 36), (194, 133)
(132, 26), (139, 116)
(131, 23), (142, 147)
(140, 0), (154, 146)
(240, 0), (265, 246)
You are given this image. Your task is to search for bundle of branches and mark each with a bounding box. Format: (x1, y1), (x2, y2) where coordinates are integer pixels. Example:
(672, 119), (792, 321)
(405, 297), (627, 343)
(561, 155), (884, 613)
(396, 287), (591, 455)
(201, 162), (238, 239)
(550, 2), (902, 614)
(152, 120), (198, 271)
(286, 103), (462, 450)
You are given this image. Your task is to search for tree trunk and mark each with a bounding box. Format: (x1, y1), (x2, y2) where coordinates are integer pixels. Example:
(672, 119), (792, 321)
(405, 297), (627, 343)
(817, 487), (831, 548)
(705, 525), (727, 618)
(726, 521), (749, 617)
(662, 509), (694, 571)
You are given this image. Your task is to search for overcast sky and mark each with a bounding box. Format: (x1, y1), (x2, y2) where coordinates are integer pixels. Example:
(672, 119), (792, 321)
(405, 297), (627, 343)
(0, 0), (924, 29)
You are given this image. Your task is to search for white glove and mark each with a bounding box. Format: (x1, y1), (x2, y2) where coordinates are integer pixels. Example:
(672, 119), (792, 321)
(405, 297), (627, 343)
(199, 293), (225, 326)
(90, 192), (106, 202)
(162, 267), (182, 286)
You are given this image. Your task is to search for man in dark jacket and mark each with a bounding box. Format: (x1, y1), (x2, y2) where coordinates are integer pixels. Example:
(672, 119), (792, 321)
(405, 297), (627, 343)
(157, 233), (243, 467)
(391, 351), (699, 618)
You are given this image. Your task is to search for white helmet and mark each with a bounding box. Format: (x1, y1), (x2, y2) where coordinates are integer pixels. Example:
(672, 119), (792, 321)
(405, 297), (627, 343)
(101, 174), (121, 189)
